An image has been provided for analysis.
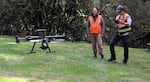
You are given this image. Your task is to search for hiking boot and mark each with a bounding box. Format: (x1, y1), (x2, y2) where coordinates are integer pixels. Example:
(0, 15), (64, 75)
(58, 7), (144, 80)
(101, 54), (104, 59)
(123, 59), (128, 64)
(108, 58), (116, 62)
(93, 54), (97, 58)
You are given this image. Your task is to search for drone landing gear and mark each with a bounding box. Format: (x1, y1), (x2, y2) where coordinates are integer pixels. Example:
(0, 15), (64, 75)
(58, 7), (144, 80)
(29, 40), (53, 54)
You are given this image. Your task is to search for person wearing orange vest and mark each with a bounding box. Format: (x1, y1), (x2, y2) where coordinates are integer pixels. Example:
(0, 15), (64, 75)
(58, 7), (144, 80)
(108, 5), (132, 64)
(86, 7), (105, 58)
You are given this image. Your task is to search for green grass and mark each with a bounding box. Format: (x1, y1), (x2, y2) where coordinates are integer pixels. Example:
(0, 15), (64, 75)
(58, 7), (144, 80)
(0, 35), (149, 82)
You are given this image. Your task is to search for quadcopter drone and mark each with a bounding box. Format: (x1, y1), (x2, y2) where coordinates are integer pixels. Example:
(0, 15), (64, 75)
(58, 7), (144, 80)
(15, 29), (69, 53)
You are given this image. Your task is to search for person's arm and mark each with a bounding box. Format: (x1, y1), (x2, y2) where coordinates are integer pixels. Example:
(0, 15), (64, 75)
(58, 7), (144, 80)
(101, 18), (105, 34)
(126, 16), (132, 26)
(115, 15), (120, 24)
(86, 18), (91, 41)
(118, 16), (132, 26)
(86, 16), (90, 35)
(86, 22), (90, 35)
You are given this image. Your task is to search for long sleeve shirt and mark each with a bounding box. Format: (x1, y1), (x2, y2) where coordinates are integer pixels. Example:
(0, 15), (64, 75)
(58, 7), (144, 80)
(115, 15), (132, 26)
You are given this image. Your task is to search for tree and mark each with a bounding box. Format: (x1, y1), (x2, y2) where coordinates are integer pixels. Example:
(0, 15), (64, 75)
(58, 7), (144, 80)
(0, 0), (92, 40)
(0, 0), (149, 48)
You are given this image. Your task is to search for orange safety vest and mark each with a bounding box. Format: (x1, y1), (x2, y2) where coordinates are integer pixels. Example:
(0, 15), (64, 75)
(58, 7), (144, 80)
(88, 15), (102, 34)
(117, 13), (130, 28)
(116, 13), (132, 33)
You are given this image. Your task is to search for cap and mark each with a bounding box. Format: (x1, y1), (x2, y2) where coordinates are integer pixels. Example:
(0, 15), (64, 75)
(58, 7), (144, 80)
(116, 5), (124, 13)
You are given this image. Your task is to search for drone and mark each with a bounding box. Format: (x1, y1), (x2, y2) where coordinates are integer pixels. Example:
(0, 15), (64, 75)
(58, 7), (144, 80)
(15, 29), (69, 53)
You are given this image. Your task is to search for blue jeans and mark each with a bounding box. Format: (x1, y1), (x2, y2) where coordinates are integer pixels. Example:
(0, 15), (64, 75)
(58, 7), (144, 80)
(109, 34), (129, 62)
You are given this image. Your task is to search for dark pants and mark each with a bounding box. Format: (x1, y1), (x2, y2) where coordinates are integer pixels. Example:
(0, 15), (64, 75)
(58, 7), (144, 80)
(109, 34), (129, 62)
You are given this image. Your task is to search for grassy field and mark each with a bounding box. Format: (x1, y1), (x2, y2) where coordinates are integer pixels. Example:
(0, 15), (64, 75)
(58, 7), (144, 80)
(0, 35), (149, 82)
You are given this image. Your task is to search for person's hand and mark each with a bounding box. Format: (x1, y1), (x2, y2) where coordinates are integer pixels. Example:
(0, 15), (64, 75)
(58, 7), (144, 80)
(87, 34), (90, 38)
(101, 33), (104, 37)
(119, 20), (125, 24)
(86, 34), (91, 41)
